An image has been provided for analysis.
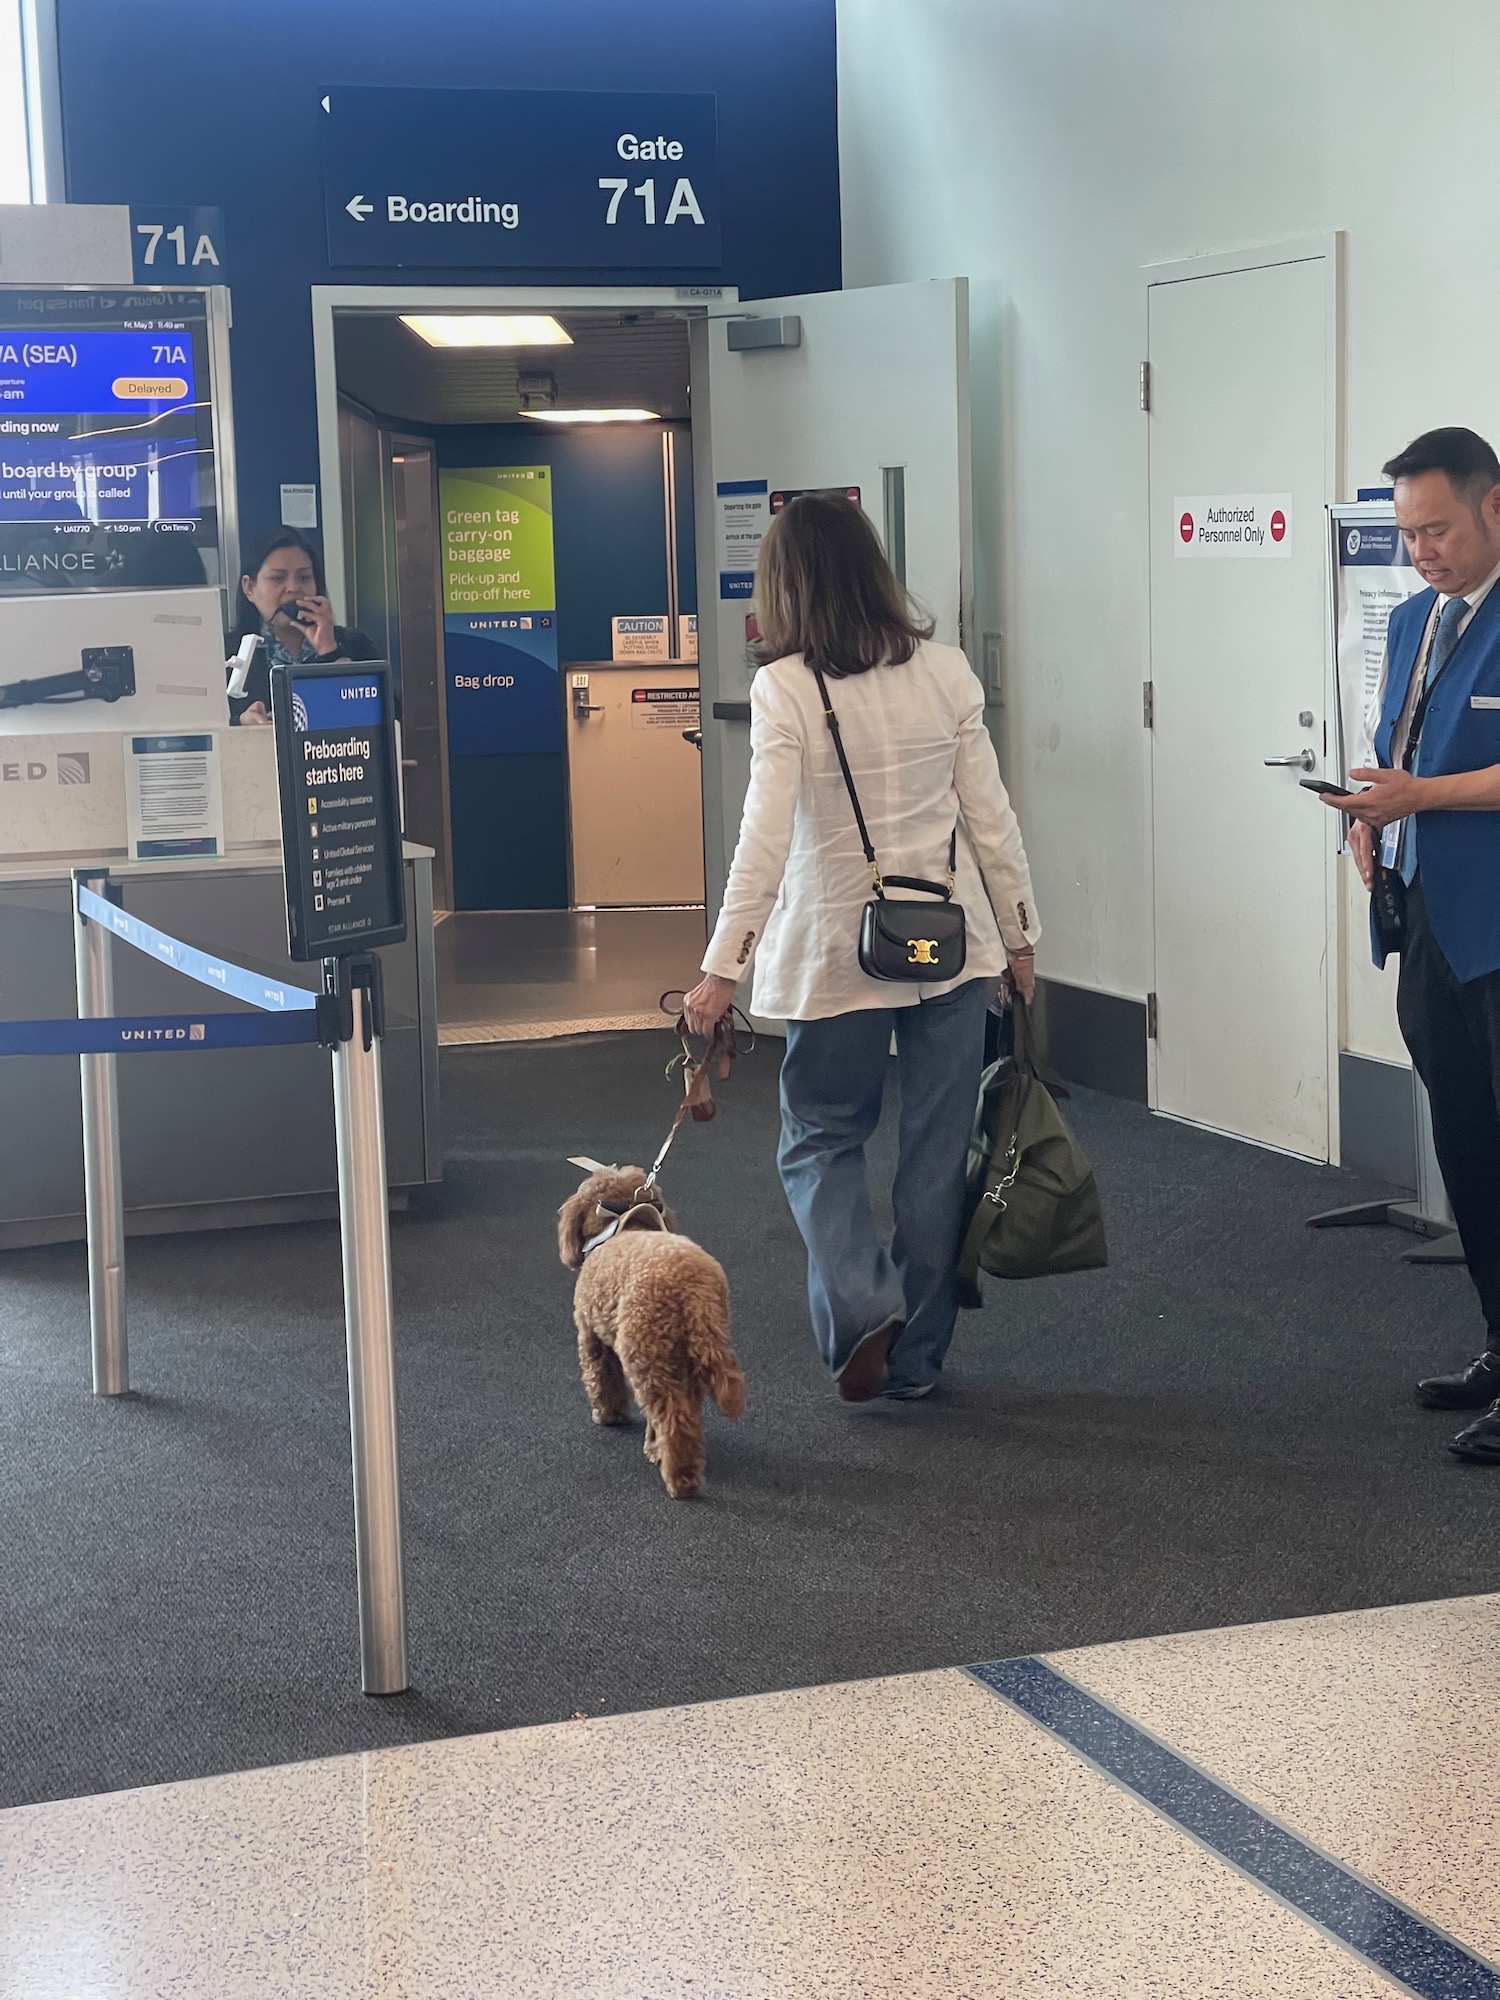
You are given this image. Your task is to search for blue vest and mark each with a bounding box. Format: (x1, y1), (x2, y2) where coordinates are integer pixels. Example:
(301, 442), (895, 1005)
(1373, 583), (1500, 980)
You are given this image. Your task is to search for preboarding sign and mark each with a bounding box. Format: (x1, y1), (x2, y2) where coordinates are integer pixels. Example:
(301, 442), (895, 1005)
(320, 87), (721, 270)
(270, 662), (406, 961)
(1174, 494), (1292, 558)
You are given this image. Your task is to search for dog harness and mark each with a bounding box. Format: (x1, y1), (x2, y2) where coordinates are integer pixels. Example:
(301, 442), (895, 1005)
(582, 1199), (668, 1258)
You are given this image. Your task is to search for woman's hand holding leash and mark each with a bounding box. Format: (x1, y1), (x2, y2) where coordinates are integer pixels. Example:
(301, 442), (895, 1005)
(684, 973), (737, 1039)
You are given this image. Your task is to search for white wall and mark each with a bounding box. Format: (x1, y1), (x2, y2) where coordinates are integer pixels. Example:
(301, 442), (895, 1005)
(838, 0), (1500, 1062)
(0, 0), (29, 202)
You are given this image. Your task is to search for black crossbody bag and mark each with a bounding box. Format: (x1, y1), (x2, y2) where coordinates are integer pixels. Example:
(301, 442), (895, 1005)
(811, 663), (968, 983)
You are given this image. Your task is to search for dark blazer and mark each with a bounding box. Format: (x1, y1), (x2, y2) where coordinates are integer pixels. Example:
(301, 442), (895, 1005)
(1373, 585), (1500, 980)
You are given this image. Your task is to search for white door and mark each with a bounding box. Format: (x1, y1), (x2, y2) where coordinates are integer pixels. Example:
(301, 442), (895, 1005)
(1147, 250), (1335, 1158)
(566, 662), (705, 907)
(690, 279), (972, 911)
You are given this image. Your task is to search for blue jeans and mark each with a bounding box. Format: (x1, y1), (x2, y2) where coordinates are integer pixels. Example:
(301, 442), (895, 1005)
(777, 979), (990, 1392)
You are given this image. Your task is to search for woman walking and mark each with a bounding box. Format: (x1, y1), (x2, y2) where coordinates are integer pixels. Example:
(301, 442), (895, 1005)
(684, 495), (1039, 1403)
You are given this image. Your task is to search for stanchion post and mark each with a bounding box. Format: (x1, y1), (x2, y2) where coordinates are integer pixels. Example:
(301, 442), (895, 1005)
(72, 868), (127, 1396)
(326, 953), (408, 1696)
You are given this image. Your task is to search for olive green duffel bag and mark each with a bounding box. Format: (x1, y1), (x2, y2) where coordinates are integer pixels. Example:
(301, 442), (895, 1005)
(956, 998), (1108, 1303)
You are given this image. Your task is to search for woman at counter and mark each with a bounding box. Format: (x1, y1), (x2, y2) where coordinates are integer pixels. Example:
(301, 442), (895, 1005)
(228, 529), (377, 725)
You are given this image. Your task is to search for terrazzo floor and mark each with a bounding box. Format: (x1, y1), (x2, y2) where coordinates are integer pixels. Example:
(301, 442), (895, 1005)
(3, 1594), (1495, 1998)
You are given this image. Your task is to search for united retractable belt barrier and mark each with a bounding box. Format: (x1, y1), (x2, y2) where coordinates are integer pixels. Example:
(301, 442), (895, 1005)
(0, 1012), (321, 1057)
(6, 865), (409, 1696)
(74, 883), (318, 1011)
(0, 882), (323, 1057)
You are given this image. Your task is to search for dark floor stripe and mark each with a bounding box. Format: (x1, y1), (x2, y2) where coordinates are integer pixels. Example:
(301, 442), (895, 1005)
(970, 1656), (1500, 2000)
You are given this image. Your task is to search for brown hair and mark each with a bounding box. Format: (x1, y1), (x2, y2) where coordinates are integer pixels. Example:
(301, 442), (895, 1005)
(753, 492), (934, 677)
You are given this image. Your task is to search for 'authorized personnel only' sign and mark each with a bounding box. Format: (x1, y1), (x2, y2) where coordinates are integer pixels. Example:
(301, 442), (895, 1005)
(1174, 494), (1291, 558)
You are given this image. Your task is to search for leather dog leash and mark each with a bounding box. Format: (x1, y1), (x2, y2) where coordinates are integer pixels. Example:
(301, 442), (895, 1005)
(640, 994), (754, 1193)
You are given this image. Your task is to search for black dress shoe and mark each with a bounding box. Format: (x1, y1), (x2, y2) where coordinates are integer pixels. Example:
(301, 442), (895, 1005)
(1416, 1351), (1500, 1409)
(1450, 1400), (1500, 1462)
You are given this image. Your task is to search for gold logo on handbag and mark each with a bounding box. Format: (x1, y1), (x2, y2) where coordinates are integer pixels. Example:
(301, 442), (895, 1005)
(907, 939), (940, 965)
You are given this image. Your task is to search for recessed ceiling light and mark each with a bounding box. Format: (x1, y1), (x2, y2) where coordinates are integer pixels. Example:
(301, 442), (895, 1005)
(522, 407), (661, 424)
(399, 314), (573, 348)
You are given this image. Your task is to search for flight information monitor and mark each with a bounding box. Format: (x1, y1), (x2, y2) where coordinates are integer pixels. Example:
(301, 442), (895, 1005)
(0, 288), (224, 595)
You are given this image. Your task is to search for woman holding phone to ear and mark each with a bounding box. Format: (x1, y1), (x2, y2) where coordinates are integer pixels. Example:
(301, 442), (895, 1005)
(228, 529), (377, 725)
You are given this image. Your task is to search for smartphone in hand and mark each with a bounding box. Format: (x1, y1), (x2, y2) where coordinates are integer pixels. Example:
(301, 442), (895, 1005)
(1300, 776), (1362, 797)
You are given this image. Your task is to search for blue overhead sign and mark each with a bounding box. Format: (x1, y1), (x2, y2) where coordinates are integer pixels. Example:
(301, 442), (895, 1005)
(319, 87), (721, 270)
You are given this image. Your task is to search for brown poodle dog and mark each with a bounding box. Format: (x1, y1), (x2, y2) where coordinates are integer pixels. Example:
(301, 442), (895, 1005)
(557, 1166), (746, 1498)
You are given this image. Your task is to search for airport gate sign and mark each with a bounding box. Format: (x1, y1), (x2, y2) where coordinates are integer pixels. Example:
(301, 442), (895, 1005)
(320, 87), (721, 270)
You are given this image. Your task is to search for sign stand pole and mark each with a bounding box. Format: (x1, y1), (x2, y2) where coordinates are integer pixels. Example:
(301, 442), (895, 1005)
(72, 868), (128, 1397)
(325, 952), (409, 1696)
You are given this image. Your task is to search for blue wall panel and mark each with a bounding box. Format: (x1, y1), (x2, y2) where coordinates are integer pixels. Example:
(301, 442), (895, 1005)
(449, 754), (568, 911)
(55, 0), (841, 552)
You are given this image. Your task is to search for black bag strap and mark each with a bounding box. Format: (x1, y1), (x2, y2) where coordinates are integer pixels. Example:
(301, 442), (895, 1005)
(810, 662), (956, 901)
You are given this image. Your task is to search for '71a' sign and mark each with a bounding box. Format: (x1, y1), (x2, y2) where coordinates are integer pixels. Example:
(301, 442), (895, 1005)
(130, 206), (227, 282)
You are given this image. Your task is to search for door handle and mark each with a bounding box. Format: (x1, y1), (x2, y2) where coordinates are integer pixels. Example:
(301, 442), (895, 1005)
(1263, 750), (1316, 771)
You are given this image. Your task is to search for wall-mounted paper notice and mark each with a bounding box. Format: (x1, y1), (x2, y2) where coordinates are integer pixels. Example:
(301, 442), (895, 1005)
(716, 479), (769, 598)
(611, 614), (670, 662)
(125, 733), (223, 860)
(279, 483), (318, 529)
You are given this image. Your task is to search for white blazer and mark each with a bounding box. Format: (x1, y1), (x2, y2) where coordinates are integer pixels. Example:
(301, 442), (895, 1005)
(702, 641), (1040, 1021)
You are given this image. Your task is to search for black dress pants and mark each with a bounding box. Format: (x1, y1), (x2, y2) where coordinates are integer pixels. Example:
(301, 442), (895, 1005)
(1397, 877), (1500, 1344)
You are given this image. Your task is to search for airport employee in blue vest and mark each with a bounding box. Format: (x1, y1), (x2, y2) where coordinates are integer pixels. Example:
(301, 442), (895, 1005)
(1326, 427), (1500, 1462)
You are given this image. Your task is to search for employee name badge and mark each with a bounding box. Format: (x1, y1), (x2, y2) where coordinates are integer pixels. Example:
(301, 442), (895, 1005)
(1380, 822), (1403, 870)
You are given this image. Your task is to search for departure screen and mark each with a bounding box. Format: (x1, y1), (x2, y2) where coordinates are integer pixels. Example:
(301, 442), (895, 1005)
(0, 289), (221, 594)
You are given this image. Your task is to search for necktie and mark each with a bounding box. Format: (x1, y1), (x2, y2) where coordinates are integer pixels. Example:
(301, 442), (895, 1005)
(1398, 593), (1468, 884)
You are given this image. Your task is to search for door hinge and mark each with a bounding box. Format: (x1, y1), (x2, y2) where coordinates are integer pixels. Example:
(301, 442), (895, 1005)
(1146, 991), (1159, 1040)
(1142, 680), (1155, 729)
(1139, 360), (1151, 413)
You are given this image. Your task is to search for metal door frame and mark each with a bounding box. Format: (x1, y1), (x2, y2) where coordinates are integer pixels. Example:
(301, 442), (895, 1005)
(1141, 233), (1344, 1160)
(311, 283), (737, 623)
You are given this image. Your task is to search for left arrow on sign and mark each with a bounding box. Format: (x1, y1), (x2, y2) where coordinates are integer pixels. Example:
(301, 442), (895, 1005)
(346, 195), (374, 221)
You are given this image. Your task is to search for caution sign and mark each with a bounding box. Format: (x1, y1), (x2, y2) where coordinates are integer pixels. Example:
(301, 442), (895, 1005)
(1174, 493), (1292, 559)
(631, 687), (700, 730)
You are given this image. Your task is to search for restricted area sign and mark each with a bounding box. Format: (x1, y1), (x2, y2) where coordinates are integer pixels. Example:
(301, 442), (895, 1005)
(1174, 493), (1292, 559)
(270, 662), (407, 961)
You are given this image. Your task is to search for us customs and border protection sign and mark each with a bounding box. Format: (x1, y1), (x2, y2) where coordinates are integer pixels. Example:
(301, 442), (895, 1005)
(1174, 494), (1292, 558)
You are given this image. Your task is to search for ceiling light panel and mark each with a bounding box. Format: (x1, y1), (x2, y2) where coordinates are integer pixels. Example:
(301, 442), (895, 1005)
(522, 407), (661, 424)
(399, 314), (573, 348)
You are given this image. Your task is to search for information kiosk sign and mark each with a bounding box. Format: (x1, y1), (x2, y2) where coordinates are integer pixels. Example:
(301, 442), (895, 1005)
(270, 662), (406, 961)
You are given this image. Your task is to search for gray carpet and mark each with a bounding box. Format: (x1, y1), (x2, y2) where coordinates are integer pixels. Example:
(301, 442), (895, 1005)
(0, 1030), (1494, 1810)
